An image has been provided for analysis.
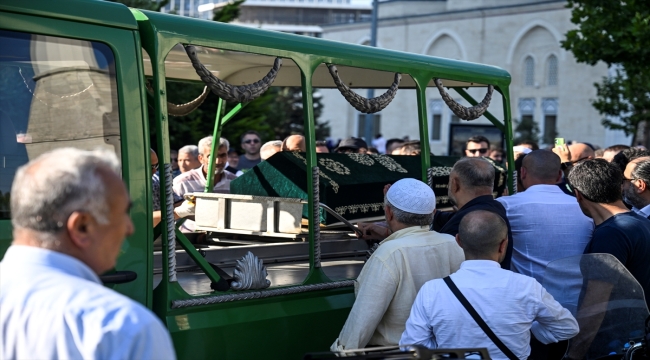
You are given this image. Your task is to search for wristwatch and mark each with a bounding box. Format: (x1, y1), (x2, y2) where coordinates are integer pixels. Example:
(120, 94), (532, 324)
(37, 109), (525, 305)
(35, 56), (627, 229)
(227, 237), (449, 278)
(561, 162), (572, 170)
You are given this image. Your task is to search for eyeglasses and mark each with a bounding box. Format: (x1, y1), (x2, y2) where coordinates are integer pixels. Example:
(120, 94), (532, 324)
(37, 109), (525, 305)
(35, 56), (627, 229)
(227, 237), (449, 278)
(243, 139), (260, 144)
(467, 148), (488, 154)
(151, 163), (159, 172)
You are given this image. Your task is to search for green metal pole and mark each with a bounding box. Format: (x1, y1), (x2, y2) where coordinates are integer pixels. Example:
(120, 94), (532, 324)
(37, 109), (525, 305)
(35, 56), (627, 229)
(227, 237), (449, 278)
(414, 75), (431, 181)
(452, 87), (505, 132)
(500, 87), (516, 194)
(221, 102), (249, 126)
(205, 98), (224, 193)
(300, 62), (329, 284)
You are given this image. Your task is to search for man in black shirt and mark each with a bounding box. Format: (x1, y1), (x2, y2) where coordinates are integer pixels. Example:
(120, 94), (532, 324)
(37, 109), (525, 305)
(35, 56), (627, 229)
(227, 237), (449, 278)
(622, 157), (650, 218)
(568, 159), (650, 309)
(431, 157), (513, 269)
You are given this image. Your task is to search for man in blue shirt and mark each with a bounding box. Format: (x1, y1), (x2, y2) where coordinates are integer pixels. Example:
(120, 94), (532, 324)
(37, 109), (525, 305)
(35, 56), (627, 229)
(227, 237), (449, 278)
(568, 159), (650, 309)
(1, 148), (175, 359)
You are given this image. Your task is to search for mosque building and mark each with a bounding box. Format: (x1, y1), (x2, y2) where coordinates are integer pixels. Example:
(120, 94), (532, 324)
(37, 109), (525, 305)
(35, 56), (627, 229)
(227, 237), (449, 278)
(319, 0), (630, 154)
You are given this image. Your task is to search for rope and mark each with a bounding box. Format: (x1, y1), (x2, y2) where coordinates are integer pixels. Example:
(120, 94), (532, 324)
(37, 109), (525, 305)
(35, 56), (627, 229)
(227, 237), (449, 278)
(312, 166), (321, 268)
(164, 164), (177, 282)
(171, 280), (354, 309)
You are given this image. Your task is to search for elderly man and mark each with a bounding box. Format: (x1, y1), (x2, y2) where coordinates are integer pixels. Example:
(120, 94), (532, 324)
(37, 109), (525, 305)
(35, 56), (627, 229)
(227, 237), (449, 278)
(174, 136), (236, 196)
(1, 148), (175, 359)
(432, 157), (514, 269)
(238, 130), (262, 171)
(497, 150), (593, 283)
(177, 145), (201, 173)
(464, 135), (490, 157)
(173, 136), (237, 231)
(331, 178), (464, 352)
(400, 211), (578, 360)
(623, 157), (650, 217)
(569, 159), (650, 309)
(261, 140), (282, 160)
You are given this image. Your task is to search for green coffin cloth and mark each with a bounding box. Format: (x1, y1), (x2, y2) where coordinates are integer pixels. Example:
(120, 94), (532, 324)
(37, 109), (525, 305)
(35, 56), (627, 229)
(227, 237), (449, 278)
(230, 152), (462, 225)
(230, 152), (457, 224)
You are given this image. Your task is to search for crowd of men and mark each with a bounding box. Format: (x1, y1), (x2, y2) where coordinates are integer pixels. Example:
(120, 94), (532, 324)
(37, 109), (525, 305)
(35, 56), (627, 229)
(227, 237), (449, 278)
(2, 129), (650, 359)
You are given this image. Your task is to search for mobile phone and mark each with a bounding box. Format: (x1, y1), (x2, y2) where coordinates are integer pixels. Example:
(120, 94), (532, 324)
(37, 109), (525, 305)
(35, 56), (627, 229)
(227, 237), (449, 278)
(555, 138), (565, 147)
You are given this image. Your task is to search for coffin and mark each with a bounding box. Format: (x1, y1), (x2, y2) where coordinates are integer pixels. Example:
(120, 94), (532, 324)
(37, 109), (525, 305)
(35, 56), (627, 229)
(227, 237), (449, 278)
(230, 152), (465, 225)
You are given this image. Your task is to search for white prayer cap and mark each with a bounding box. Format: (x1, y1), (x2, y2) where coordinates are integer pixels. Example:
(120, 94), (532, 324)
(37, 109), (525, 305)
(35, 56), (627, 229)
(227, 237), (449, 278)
(512, 146), (532, 155)
(386, 178), (436, 214)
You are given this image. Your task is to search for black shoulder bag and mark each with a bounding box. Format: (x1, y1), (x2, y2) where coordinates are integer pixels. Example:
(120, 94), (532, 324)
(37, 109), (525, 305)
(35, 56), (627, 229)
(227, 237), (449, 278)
(443, 276), (519, 360)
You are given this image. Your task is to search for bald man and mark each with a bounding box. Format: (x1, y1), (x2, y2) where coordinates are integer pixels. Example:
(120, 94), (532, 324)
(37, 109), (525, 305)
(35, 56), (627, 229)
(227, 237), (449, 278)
(623, 157), (650, 218)
(497, 150), (593, 284)
(282, 135), (306, 152)
(401, 210), (578, 360)
(552, 142), (596, 196)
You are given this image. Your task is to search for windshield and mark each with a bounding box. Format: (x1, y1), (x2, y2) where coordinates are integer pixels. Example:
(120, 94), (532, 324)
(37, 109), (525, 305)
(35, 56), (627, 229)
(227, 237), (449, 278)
(543, 254), (649, 359)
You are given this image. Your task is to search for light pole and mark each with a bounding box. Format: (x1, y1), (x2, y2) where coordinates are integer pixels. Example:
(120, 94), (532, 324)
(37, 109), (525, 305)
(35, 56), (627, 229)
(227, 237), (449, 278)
(363, 0), (378, 145)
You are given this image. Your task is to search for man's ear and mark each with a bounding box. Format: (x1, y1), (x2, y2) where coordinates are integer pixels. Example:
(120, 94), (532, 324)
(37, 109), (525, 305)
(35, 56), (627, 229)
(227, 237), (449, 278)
(520, 166), (528, 181)
(555, 169), (563, 183)
(638, 179), (647, 193)
(384, 204), (393, 222)
(451, 176), (460, 193)
(67, 211), (94, 250)
(498, 238), (508, 254)
(455, 234), (463, 249)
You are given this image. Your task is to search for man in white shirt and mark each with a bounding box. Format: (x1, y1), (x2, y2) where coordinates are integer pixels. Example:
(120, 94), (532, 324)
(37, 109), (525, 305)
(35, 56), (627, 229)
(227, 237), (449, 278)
(622, 157), (650, 218)
(1, 148), (175, 360)
(173, 136), (237, 231)
(173, 135), (237, 196)
(331, 178), (464, 352)
(400, 210), (578, 360)
(497, 150), (593, 283)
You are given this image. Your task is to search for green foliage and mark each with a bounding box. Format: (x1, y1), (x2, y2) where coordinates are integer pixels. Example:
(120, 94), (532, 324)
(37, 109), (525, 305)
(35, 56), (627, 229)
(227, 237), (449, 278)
(107, 0), (169, 11)
(562, 0), (650, 68)
(513, 117), (540, 145)
(562, 0), (650, 145)
(213, 0), (245, 23)
(594, 69), (650, 145)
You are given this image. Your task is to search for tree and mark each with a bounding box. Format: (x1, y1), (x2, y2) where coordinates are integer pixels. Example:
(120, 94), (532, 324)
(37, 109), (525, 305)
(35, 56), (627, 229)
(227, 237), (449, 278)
(562, 0), (650, 146)
(213, 0), (245, 23)
(513, 117), (540, 145)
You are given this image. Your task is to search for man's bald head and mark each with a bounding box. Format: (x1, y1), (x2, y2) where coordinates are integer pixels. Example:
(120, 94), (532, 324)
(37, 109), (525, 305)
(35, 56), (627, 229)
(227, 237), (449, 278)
(569, 143), (595, 163)
(260, 140), (282, 160)
(458, 210), (507, 259)
(521, 150), (561, 185)
(451, 157), (495, 189)
(282, 135), (306, 152)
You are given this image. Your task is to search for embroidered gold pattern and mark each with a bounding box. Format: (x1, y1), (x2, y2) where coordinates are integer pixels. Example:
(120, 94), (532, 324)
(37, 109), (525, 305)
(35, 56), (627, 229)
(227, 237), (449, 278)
(318, 158), (351, 175)
(346, 153), (375, 166)
(428, 166), (453, 177)
(335, 202), (384, 216)
(371, 155), (408, 173)
(292, 152), (340, 193)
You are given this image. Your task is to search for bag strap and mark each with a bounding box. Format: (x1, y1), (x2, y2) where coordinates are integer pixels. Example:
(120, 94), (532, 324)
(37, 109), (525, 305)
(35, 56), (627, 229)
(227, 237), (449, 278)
(443, 276), (519, 360)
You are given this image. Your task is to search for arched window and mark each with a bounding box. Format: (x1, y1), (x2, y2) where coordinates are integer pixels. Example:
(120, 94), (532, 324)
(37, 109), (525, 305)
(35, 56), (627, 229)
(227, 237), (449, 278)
(524, 56), (534, 86)
(547, 55), (558, 86)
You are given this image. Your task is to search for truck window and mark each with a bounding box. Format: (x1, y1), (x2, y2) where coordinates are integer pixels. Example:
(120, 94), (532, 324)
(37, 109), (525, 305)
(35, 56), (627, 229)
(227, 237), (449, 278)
(0, 30), (120, 219)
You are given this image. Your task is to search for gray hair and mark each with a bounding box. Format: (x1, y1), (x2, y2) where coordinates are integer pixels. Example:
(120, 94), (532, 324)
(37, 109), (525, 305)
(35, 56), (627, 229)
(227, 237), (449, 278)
(261, 140), (282, 152)
(178, 145), (199, 157)
(458, 210), (507, 258)
(452, 157), (494, 188)
(198, 136), (229, 154)
(384, 197), (434, 226)
(11, 148), (121, 243)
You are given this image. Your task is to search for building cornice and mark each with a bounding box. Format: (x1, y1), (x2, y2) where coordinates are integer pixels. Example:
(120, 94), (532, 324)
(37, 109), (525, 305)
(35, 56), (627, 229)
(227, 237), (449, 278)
(322, 0), (567, 30)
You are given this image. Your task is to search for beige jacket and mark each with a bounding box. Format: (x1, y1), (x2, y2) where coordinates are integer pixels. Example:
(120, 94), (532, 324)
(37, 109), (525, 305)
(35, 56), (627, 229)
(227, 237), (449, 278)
(331, 226), (464, 352)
